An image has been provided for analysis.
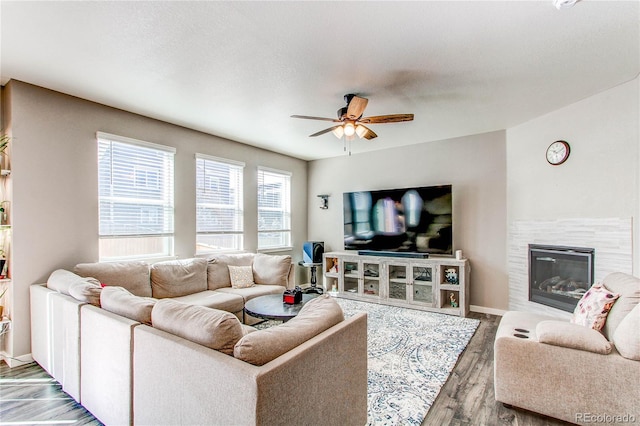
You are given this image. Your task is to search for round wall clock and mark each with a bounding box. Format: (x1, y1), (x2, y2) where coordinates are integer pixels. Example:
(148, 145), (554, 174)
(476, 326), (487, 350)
(546, 140), (570, 165)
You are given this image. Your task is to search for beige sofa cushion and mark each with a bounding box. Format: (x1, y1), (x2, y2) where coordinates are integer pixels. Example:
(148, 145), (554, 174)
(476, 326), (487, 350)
(68, 280), (102, 306)
(100, 286), (157, 325)
(206, 253), (255, 290)
(150, 258), (208, 298)
(47, 269), (100, 296)
(613, 303), (640, 360)
(536, 320), (612, 355)
(252, 253), (291, 285)
(601, 272), (640, 339)
(74, 261), (151, 297)
(152, 299), (244, 356)
(169, 290), (244, 313)
(234, 295), (344, 365)
(215, 284), (285, 303)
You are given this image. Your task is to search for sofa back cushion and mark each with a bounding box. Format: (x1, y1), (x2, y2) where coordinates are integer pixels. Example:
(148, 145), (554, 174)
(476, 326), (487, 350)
(252, 253), (292, 286)
(234, 295), (344, 365)
(150, 258), (208, 298)
(47, 269), (100, 296)
(207, 253), (255, 290)
(601, 272), (640, 339)
(151, 299), (244, 356)
(100, 286), (157, 325)
(68, 280), (103, 307)
(613, 303), (640, 360)
(74, 261), (152, 297)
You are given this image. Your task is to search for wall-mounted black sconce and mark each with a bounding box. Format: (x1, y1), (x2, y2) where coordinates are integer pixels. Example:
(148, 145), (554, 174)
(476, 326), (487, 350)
(317, 194), (329, 209)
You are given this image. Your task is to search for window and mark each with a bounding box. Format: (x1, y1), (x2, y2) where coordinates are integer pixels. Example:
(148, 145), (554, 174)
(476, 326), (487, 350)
(257, 167), (291, 250)
(97, 132), (175, 260)
(196, 154), (244, 253)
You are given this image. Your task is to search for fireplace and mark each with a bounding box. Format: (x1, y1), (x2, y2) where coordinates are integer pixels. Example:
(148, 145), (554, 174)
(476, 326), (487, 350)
(528, 244), (594, 312)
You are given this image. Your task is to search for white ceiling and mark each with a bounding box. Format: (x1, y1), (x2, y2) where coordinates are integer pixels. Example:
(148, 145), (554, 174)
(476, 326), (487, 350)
(1, 1), (638, 161)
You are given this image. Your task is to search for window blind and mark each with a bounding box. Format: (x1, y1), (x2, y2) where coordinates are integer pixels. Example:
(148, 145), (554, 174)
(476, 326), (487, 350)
(97, 133), (175, 259)
(196, 154), (244, 253)
(257, 167), (291, 249)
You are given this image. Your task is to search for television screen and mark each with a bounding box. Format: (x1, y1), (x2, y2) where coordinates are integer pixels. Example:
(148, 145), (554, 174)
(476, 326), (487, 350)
(343, 185), (452, 255)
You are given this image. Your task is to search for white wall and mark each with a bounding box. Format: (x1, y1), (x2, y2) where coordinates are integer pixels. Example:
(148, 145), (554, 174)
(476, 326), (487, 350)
(307, 131), (508, 312)
(4, 80), (308, 360)
(507, 78), (640, 316)
(506, 77), (639, 311)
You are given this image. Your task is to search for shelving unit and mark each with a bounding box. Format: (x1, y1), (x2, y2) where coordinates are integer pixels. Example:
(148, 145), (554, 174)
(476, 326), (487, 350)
(0, 145), (12, 342)
(323, 251), (470, 317)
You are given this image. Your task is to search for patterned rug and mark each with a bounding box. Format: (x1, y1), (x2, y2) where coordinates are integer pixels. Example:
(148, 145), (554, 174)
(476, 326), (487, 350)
(256, 298), (480, 425)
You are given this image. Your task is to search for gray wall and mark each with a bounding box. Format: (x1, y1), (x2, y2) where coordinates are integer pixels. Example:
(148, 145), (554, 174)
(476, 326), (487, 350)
(4, 80), (308, 359)
(307, 131), (508, 312)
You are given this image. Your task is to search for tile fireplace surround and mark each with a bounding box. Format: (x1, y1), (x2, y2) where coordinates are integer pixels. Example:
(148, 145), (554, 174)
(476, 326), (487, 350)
(509, 217), (632, 318)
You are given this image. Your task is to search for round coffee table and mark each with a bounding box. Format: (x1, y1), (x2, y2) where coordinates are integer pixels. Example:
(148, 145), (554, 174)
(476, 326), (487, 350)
(244, 294), (317, 322)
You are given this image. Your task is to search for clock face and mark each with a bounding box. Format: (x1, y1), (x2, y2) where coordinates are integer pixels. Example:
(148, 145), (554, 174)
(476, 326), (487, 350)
(546, 140), (570, 165)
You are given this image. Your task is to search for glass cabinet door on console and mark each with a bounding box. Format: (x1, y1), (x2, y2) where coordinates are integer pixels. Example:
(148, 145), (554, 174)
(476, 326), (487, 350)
(362, 261), (380, 298)
(342, 260), (359, 294)
(410, 264), (434, 306)
(387, 263), (409, 301)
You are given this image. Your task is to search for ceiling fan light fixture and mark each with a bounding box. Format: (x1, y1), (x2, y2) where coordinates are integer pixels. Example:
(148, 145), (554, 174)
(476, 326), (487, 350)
(553, 0), (580, 9)
(344, 122), (356, 137)
(332, 125), (345, 139)
(355, 124), (367, 139)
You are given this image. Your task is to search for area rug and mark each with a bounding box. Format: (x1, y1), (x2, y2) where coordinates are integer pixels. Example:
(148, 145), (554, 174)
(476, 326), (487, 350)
(256, 298), (480, 425)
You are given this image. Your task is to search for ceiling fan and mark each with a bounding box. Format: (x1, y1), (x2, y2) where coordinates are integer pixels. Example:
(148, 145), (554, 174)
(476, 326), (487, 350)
(291, 94), (414, 141)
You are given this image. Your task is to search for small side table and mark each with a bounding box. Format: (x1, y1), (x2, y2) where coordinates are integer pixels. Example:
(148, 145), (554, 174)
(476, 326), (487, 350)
(298, 261), (323, 294)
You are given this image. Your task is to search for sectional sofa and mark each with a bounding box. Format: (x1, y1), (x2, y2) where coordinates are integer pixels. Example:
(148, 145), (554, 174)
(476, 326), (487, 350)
(30, 253), (368, 426)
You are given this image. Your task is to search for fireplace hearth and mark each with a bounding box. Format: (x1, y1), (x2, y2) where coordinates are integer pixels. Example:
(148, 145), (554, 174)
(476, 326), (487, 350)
(528, 244), (594, 312)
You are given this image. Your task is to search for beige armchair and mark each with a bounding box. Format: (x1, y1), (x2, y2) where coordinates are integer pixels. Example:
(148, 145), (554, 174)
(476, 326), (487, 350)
(494, 272), (640, 424)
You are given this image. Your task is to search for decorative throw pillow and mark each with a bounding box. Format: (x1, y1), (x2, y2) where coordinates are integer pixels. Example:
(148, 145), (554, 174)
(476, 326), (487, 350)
(571, 283), (620, 331)
(228, 265), (255, 289)
(206, 253), (254, 290)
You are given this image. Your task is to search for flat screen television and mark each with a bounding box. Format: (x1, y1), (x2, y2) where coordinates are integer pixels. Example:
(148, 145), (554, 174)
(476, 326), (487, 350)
(343, 184), (452, 255)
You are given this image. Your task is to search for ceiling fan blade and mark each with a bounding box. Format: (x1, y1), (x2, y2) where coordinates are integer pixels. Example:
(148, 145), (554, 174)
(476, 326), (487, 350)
(291, 115), (340, 122)
(346, 96), (368, 120)
(359, 114), (414, 124)
(360, 125), (377, 140)
(309, 125), (342, 137)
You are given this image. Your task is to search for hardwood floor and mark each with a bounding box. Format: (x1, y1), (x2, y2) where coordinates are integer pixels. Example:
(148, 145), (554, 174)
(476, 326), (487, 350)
(423, 312), (571, 426)
(0, 362), (101, 425)
(1, 313), (570, 426)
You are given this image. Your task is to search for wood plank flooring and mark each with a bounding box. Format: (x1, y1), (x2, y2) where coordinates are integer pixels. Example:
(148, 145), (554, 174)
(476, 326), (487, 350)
(1, 313), (570, 425)
(0, 362), (101, 425)
(423, 312), (571, 426)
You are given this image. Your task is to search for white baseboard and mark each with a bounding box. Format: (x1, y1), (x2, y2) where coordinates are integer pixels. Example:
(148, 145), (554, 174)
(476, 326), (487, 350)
(470, 305), (506, 316)
(1, 352), (34, 368)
